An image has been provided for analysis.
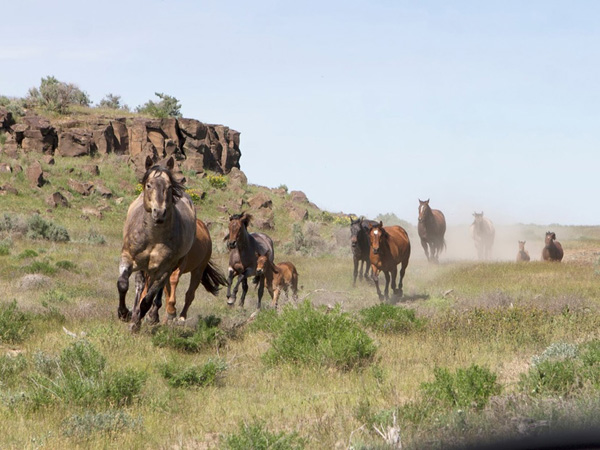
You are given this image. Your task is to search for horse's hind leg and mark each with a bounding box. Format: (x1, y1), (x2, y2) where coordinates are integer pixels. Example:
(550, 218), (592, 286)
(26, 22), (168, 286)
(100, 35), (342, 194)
(397, 260), (408, 298)
(240, 277), (249, 307)
(390, 268), (398, 297)
(257, 275), (265, 309)
(164, 268), (182, 321)
(180, 268), (203, 320)
(226, 269), (239, 306)
(117, 260), (133, 321)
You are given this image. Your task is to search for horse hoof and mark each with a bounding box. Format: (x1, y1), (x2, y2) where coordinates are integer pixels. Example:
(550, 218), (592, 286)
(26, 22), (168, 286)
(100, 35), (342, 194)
(166, 312), (177, 321)
(118, 308), (131, 322)
(129, 321), (141, 333)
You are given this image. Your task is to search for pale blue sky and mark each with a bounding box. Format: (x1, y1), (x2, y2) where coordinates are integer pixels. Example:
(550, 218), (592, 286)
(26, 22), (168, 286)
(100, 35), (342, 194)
(2, 1), (599, 225)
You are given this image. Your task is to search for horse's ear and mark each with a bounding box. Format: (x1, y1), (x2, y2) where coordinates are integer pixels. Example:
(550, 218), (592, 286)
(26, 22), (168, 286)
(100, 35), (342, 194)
(242, 213), (252, 227)
(426, 198), (430, 203)
(166, 156), (175, 171)
(145, 155), (154, 171)
(379, 221), (383, 228)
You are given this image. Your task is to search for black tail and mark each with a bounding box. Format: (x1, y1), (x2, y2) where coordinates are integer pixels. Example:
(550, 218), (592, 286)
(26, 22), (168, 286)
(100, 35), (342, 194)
(201, 259), (228, 296)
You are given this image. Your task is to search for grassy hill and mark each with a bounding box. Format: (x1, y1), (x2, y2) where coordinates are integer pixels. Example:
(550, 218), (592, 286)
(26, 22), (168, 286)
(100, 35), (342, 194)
(1, 139), (600, 448)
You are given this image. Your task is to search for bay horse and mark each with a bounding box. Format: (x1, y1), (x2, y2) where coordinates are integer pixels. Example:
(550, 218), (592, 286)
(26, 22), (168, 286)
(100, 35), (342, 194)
(163, 218), (228, 320)
(542, 231), (564, 262)
(117, 156), (196, 332)
(256, 254), (299, 308)
(225, 212), (275, 308)
(516, 240), (530, 262)
(350, 217), (378, 286)
(368, 222), (411, 301)
(470, 212), (495, 260)
(417, 199), (446, 263)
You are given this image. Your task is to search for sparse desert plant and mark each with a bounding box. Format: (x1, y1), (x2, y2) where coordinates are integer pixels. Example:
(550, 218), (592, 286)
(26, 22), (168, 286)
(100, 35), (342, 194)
(61, 410), (142, 438)
(83, 229), (106, 245)
(102, 368), (147, 406)
(0, 353), (27, 387)
(136, 92), (181, 118)
(259, 301), (377, 371)
(421, 364), (502, 410)
(358, 304), (424, 334)
(23, 260), (56, 275)
(207, 174), (227, 189)
(0, 239), (10, 256)
(97, 93), (124, 110)
(0, 300), (33, 344)
(0, 213), (27, 234)
(18, 249), (38, 259)
(0, 95), (26, 118)
(26, 214), (70, 242)
(159, 358), (226, 388)
(26, 75), (90, 113)
(221, 420), (306, 450)
(56, 260), (77, 271)
(151, 315), (224, 352)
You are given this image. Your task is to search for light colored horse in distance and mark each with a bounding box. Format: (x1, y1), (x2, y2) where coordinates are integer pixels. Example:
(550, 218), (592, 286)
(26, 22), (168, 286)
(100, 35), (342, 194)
(417, 199), (446, 263)
(117, 156), (196, 332)
(470, 212), (495, 260)
(516, 240), (530, 262)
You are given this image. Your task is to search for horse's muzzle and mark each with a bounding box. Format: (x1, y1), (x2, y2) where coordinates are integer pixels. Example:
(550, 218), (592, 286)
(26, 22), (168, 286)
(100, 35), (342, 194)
(373, 248), (379, 255)
(227, 241), (237, 249)
(152, 208), (167, 223)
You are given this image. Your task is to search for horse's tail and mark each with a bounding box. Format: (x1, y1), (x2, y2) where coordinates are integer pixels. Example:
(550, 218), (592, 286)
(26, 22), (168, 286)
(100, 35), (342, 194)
(201, 259), (228, 296)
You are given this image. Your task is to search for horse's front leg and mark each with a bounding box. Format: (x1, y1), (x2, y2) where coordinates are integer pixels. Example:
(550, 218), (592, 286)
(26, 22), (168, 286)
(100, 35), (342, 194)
(383, 271), (391, 301)
(257, 274), (265, 309)
(371, 265), (383, 301)
(240, 277), (249, 307)
(353, 256), (359, 286)
(390, 267), (398, 297)
(397, 262), (407, 298)
(363, 258), (371, 280)
(420, 239), (430, 262)
(117, 259), (133, 321)
(130, 272), (168, 332)
(226, 268), (239, 306)
(164, 268), (182, 321)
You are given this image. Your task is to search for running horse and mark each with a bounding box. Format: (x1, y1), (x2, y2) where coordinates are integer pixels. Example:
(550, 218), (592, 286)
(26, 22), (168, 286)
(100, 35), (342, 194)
(350, 216), (378, 286)
(417, 199), (446, 263)
(225, 212), (275, 308)
(117, 156), (196, 332)
(470, 212), (495, 260)
(367, 221), (411, 301)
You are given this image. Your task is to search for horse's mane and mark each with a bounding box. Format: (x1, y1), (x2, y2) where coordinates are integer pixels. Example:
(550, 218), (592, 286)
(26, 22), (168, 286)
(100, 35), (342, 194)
(229, 213), (252, 227)
(142, 165), (185, 202)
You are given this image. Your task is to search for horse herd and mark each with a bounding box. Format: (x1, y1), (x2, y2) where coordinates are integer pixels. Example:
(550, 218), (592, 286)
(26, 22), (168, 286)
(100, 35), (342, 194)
(116, 158), (565, 332)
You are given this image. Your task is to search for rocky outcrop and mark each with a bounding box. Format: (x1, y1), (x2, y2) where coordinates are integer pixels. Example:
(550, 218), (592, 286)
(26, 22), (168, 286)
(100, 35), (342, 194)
(1, 113), (242, 176)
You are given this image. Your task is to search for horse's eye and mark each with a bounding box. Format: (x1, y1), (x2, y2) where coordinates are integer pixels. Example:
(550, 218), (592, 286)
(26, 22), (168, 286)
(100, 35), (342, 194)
(146, 184), (151, 189)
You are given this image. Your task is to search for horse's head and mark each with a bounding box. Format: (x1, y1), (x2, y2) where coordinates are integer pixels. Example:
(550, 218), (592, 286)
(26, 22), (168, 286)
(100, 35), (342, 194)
(350, 216), (362, 248)
(142, 156), (183, 224)
(256, 251), (277, 276)
(545, 231), (556, 245)
(472, 212), (484, 223)
(368, 221), (385, 255)
(518, 240), (526, 251)
(227, 212), (252, 249)
(418, 199), (430, 223)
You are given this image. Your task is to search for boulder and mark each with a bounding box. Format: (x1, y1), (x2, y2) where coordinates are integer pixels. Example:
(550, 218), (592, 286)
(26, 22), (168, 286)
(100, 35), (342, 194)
(248, 192), (272, 210)
(287, 203), (309, 221)
(12, 164), (22, 173)
(2, 135), (19, 157)
(94, 184), (113, 198)
(252, 210), (275, 230)
(22, 129), (56, 154)
(46, 192), (70, 208)
(111, 119), (129, 154)
(57, 128), (94, 157)
(179, 118), (208, 140)
(42, 155), (55, 165)
(82, 164), (100, 176)
(0, 107), (14, 130)
(290, 190), (309, 203)
(93, 124), (117, 155)
(68, 179), (94, 196)
(228, 167), (247, 186)
(0, 184), (18, 195)
(26, 161), (45, 187)
(0, 163), (11, 173)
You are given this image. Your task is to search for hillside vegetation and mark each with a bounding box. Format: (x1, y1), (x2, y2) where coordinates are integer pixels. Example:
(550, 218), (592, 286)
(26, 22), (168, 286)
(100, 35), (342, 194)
(0, 147), (600, 449)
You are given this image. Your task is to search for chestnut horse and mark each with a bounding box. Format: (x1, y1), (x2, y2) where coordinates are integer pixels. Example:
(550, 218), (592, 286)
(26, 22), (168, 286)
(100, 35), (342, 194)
(470, 212), (495, 260)
(350, 217), (378, 286)
(368, 222), (411, 301)
(417, 199), (446, 263)
(542, 231), (564, 262)
(225, 212), (275, 308)
(163, 218), (228, 320)
(516, 240), (530, 262)
(117, 156), (196, 332)
(256, 254), (299, 308)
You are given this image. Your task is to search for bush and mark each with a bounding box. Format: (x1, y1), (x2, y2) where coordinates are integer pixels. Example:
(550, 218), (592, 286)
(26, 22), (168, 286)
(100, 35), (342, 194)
(26, 75), (90, 113)
(0, 95), (26, 118)
(102, 369), (147, 406)
(421, 364), (501, 410)
(222, 420), (306, 450)
(60, 340), (106, 378)
(259, 301), (377, 371)
(23, 260), (56, 275)
(0, 240), (10, 256)
(0, 353), (27, 387)
(83, 229), (106, 245)
(97, 93), (126, 110)
(159, 358), (226, 388)
(136, 92), (181, 118)
(61, 410), (142, 438)
(207, 174), (227, 189)
(0, 300), (32, 344)
(56, 260), (77, 271)
(18, 249), (38, 259)
(358, 304), (424, 334)
(27, 214), (70, 242)
(151, 316), (224, 352)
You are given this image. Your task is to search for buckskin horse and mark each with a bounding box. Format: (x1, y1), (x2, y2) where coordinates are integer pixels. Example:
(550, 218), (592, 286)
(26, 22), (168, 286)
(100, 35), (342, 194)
(470, 212), (495, 260)
(367, 221), (411, 301)
(350, 216), (378, 286)
(417, 199), (446, 263)
(225, 212), (275, 308)
(542, 231), (564, 262)
(117, 156), (196, 332)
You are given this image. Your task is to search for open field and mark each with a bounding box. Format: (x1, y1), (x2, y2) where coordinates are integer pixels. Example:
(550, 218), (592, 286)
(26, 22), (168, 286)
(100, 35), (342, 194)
(1, 154), (600, 449)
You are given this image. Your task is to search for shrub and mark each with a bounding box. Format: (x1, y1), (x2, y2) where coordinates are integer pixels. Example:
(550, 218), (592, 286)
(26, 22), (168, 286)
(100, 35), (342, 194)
(23, 260), (56, 275)
(222, 420), (306, 450)
(60, 340), (106, 379)
(18, 249), (38, 259)
(185, 189), (203, 203)
(26, 75), (90, 113)
(0, 353), (27, 387)
(61, 410), (142, 438)
(102, 369), (147, 406)
(97, 93), (125, 110)
(358, 304), (424, 334)
(0, 300), (32, 344)
(207, 174), (227, 189)
(260, 301), (377, 371)
(0, 213), (27, 234)
(421, 364), (501, 410)
(56, 260), (77, 271)
(159, 358), (226, 388)
(151, 316), (224, 352)
(0, 240), (10, 256)
(84, 229), (106, 245)
(27, 214), (70, 242)
(0, 95), (26, 118)
(136, 92), (181, 118)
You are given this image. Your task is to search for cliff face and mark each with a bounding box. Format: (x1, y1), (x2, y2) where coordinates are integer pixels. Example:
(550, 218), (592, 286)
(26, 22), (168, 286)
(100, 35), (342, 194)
(0, 108), (241, 176)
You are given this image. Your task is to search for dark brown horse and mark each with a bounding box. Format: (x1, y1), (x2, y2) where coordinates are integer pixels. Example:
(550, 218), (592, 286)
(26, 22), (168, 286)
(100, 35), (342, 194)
(225, 212), (275, 308)
(417, 199), (446, 263)
(368, 222), (411, 301)
(350, 217), (378, 286)
(163, 218), (227, 320)
(117, 156), (196, 331)
(542, 231), (564, 262)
